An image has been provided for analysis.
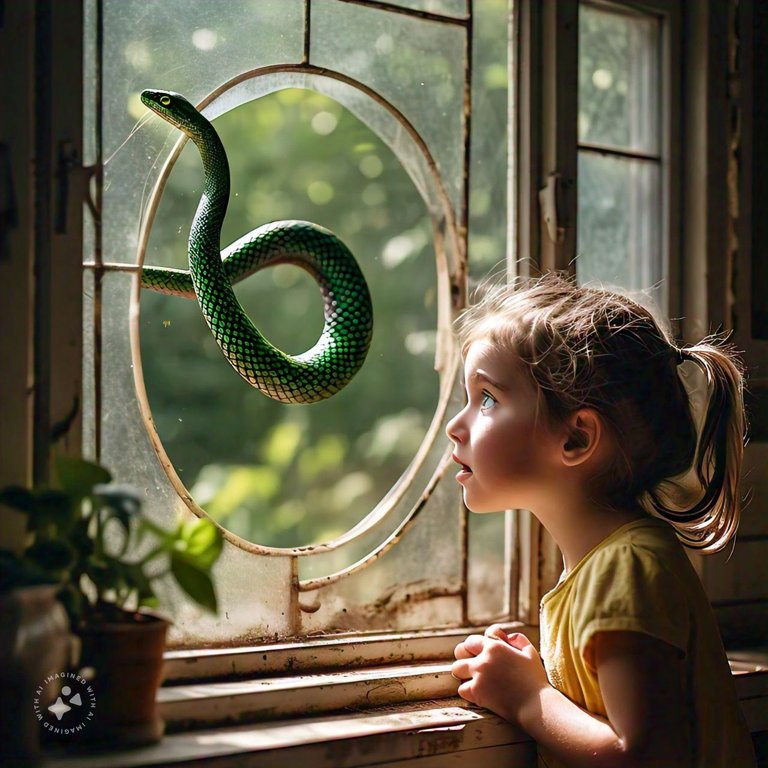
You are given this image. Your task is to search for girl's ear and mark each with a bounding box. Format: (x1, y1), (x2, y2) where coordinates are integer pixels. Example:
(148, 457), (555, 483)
(561, 409), (602, 466)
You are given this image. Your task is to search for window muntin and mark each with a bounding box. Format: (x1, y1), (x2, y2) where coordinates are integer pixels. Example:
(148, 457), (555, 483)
(84, 0), (514, 645)
(576, 2), (663, 293)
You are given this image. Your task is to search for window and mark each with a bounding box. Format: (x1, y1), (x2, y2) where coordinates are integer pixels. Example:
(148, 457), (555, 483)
(526, 0), (680, 314)
(83, 0), (516, 647)
(577, 1), (663, 293)
(3, 6), (764, 755)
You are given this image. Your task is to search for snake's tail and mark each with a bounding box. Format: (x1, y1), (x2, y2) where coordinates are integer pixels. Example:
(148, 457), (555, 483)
(140, 266), (196, 297)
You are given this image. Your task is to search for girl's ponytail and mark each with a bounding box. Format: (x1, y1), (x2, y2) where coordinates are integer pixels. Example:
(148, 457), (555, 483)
(648, 340), (746, 553)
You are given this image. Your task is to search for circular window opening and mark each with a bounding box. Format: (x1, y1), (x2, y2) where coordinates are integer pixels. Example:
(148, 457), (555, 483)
(139, 88), (440, 549)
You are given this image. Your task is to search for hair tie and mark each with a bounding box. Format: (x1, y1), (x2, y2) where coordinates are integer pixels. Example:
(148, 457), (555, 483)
(676, 346), (687, 365)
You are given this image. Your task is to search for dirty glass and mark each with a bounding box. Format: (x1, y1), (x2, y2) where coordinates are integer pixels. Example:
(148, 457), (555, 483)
(577, 152), (661, 289)
(381, 0), (468, 18)
(578, 4), (659, 153)
(576, 2), (662, 294)
(85, 0), (513, 644)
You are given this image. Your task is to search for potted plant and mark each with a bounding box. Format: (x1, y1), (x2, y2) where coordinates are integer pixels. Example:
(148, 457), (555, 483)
(0, 456), (224, 749)
(0, 552), (73, 766)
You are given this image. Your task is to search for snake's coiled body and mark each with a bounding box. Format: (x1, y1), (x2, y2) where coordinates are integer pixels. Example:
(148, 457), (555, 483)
(139, 89), (373, 404)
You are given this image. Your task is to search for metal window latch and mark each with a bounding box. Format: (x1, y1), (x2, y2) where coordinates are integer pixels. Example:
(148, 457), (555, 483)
(539, 172), (565, 244)
(0, 142), (18, 261)
(55, 140), (80, 234)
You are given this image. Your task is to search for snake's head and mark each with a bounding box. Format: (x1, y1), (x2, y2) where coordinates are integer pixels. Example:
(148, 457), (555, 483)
(141, 89), (202, 138)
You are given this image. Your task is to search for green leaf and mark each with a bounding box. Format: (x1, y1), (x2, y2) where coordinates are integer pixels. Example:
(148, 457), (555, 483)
(0, 486), (37, 514)
(177, 518), (223, 570)
(170, 553), (218, 613)
(26, 539), (76, 573)
(71, 518), (95, 558)
(125, 561), (153, 601)
(29, 490), (77, 533)
(139, 594), (160, 610)
(85, 554), (125, 601)
(93, 485), (142, 527)
(55, 456), (111, 497)
(0, 549), (58, 592)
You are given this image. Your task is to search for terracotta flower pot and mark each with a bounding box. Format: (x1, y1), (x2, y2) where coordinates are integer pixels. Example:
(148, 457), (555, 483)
(76, 612), (169, 748)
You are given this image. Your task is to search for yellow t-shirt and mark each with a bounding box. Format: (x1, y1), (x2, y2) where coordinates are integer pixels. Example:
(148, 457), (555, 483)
(539, 517), (755, 767)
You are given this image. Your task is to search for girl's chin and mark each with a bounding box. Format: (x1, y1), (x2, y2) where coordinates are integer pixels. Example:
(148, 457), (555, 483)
(461, 494), (506, 514)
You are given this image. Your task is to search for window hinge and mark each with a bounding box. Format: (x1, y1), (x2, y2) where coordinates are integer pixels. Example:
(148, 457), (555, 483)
(55, 140), (100, 235)
(539, 172), (565, 244)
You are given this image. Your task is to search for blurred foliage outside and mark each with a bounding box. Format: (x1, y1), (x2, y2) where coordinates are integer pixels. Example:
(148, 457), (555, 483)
(135, 2), (508, 550)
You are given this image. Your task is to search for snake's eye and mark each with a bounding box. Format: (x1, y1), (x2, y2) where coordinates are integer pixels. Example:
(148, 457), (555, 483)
(160, 95), (171, 106)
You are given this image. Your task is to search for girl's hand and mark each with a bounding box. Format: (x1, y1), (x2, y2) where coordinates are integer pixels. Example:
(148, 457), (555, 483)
(451, 625), (550, 724)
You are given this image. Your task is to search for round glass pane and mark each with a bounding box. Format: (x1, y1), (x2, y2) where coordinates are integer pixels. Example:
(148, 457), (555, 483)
(138, 88), (440, 549)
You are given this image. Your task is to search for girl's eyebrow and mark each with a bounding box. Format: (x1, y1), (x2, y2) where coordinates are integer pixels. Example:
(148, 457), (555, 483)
(470, 370), (508, 391)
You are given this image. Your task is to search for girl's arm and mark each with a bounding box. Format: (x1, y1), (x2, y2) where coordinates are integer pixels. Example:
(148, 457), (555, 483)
(451, 626), (692, 768)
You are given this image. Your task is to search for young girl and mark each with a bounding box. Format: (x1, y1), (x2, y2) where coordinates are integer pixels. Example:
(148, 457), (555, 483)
(447, 274), (756, 767)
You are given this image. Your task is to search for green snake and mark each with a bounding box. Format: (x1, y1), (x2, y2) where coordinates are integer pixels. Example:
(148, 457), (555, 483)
(139, 89), (373, 404)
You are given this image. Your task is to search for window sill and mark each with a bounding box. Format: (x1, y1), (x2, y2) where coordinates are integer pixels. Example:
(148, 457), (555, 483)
(42, 637), (768, 768)
(43, 699), (537, 768)
(161, 625), (537, 682)
(730, 650), (768, 734)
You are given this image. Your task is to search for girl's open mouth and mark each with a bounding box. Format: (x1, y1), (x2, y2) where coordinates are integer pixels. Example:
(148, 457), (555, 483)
(452, 454), (473, 482)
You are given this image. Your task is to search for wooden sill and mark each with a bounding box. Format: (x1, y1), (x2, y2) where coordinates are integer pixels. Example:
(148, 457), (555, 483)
(730, 651), (768, 734)
(162, 625), (537, 682)
(43, 699), (536, 768)
(160, 662), (455, 731)
(42, 642), (768, 768)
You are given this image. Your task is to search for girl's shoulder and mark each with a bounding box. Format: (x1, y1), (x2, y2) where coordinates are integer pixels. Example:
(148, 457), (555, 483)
(562, 518), (696, 655)
(549, 516), (684, 598)
(598, 515), (683, 557)
(582, 516), (693, 588)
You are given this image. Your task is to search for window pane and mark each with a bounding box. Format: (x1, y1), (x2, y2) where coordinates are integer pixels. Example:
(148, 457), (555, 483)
(576, 152), (661, 289)
(311, 0), (466, 218)
(100, 0), (304, 268)
(85, 0), (513, 643)
(578, 3), (660, 154)
(378, 0), (468, 18)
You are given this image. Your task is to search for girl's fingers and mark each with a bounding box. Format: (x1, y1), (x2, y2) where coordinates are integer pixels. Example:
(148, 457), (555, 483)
(451, 658), (471, 681)
(506, 632), (533, 651)
(457, 679), (477, 704)
(454, 634), (486, 659)
(484, 624), (510, 642)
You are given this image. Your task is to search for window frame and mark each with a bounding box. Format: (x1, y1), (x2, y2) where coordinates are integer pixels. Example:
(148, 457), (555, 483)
(512, 0), (683, 617)
(0, 0), (681, 639)
(0, 0), (85, 496)
(3, 1), (767, 751)
(85, 0), (494, 646)
(1, 0), (534, 725)
(517, 0), (682, 317)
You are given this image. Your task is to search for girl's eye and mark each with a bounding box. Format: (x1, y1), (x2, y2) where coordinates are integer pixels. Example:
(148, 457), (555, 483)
(480, 391), (497, 410)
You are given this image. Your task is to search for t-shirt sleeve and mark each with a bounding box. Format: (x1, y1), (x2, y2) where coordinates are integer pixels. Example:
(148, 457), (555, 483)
(571, 541), (690, 668)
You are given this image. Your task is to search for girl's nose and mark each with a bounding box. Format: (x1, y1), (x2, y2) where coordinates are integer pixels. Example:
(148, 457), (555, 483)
(446, 409), (466, 443)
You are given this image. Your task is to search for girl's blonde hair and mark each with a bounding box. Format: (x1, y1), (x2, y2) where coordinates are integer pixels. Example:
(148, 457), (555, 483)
(457, 272), (746, 553)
